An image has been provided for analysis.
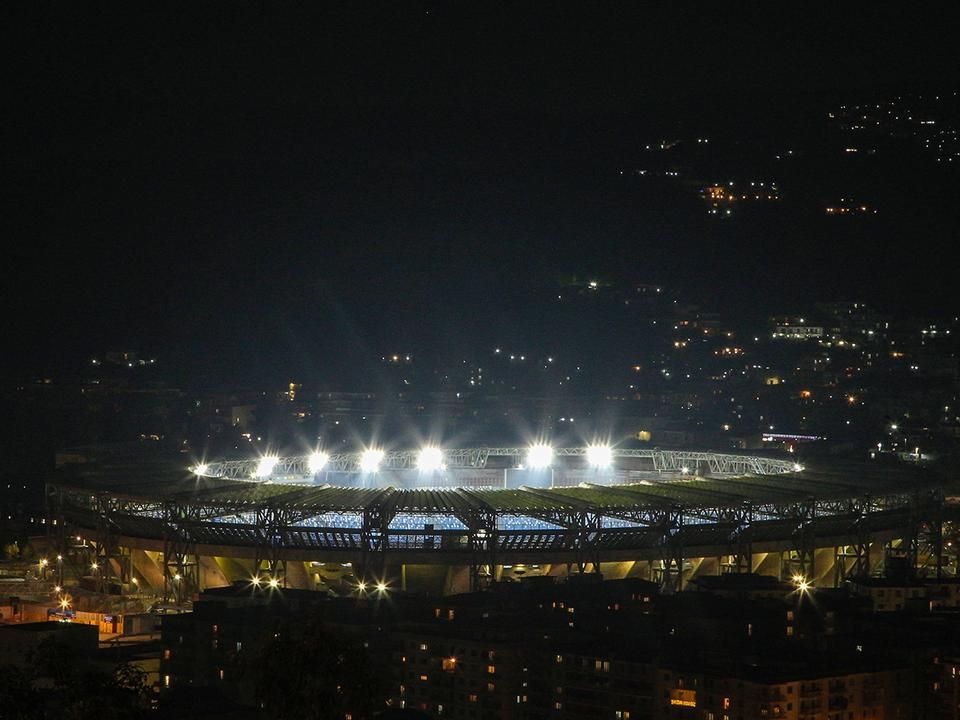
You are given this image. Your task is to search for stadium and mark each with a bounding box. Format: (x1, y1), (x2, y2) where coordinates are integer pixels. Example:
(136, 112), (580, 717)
(45, 446), (950, 599)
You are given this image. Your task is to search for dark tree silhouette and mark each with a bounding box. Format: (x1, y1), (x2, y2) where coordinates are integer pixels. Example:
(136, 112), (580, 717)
(245, 617), (390, 720)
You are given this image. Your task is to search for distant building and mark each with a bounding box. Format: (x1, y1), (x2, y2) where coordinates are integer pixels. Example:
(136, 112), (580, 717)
(770, 316), (824, 340)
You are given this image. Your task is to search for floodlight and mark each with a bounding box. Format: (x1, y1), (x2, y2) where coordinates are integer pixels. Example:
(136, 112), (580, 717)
(527, 444), (553, 469)
(376, 581), (388, 594)
(254, 455), (279, 478)
(417, 447), (444, 472)
(308, 451), (329, 474)
(586, 445), (613, 469)
(193, 463), (209, 476)
(268, 578), (279, 588)
(360, 449), (384, 473)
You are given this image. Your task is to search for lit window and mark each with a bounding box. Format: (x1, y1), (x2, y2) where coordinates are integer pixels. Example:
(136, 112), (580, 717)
(487, 682), (495, 692)
(555, 702), (563, 710)
(468, 694), (478, 703)
(420, 643), (428, 651)
(164, 675), (170, 688)
(420, 674), (429, 682)
(488, 665), (496, 674)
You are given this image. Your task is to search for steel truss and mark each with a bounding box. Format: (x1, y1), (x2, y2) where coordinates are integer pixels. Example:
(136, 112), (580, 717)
(196, 448), (798, 481)
(163, 501), (200, 605)
(47, 463), (949, 597)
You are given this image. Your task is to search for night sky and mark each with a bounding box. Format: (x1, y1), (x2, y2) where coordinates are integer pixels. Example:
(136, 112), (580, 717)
(6, 4), (960, 386)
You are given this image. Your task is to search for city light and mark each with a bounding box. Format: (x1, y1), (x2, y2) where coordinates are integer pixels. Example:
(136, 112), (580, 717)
(193, 463), (209, 476)
(254, 455), (279, 478)
(268, 578), (279, 588)
(251, 575), (261, 586)
(376, 581), (388, 594)
(527, 444), (554, 469)
(308, 451), (329, 474)
(586, 445), (613, 469)
(360, 449), (384, 473)
(417, 447), (445, 472)
(357, 581), (368, 593)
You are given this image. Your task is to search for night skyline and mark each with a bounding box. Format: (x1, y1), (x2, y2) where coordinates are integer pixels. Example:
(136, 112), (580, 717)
(7, 5), (960, 388)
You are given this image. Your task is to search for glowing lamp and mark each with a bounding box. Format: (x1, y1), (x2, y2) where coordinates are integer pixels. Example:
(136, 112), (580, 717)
(254, 455), (279, 478)
(586, 445), (613, 469)
(360, 449), (384, 473)
(417, 447), (444, 472)
(308, 451), (329, 474)
(527, 444), (553, 469)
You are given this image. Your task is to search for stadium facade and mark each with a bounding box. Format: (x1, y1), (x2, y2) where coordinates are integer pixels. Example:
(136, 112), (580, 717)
(44, 447), (949, 600)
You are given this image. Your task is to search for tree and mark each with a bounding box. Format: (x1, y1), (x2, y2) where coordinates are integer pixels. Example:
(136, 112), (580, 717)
(245, 616), (389, 720)
(0, 663), (44, 720)
(28, 637), (150, 720)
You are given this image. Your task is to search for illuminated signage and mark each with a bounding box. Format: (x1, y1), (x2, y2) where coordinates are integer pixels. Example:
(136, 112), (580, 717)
(670, 689), (697, 707)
